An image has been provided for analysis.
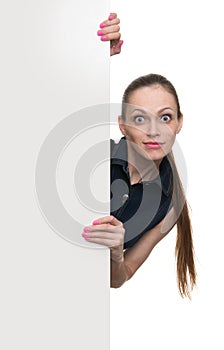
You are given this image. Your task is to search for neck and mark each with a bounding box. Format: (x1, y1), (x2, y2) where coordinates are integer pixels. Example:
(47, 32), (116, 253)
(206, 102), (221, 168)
(126, 142), (162, 185)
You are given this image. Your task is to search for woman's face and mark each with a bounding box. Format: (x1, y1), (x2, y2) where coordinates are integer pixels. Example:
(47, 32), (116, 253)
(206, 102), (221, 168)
(119, 85), (183, 162)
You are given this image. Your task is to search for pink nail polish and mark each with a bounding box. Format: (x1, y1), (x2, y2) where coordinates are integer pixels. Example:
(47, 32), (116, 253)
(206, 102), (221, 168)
(82, 232), (90, 240)
(97, 30), (104, 36)
(84, 227), (90, 233)
(92, 220), (99, 225)
(100, 23), (106, 28)
(109, 15), (114, 20)
(100, 36), (107, 41)
(119, 40), (124, 47)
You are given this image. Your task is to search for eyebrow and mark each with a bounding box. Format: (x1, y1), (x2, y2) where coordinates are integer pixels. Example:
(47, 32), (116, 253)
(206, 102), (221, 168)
(130, 107), (175, 114)
(157, 107), (176, 113)
(130, 108), (147, 114)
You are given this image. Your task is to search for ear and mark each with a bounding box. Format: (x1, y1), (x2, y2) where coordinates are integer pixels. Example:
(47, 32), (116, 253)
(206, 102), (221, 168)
(118, 115), (127, 136)
(176, 113), (183, 134)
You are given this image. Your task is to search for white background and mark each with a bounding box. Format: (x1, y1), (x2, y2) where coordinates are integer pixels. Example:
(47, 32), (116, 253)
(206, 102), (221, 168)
(110, 1), (224, 349)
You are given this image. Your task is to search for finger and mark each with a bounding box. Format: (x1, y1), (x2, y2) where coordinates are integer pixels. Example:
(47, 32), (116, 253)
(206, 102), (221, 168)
(83, 224), (120, 236)
(99, 17), (120, 29)
(83, 237), (120, 248)
(86, 224), (122, 234)
(100, 32), (121, 42)
(83, 230), (121, 240)
(91, 215), (123, 227)
(82, 233), (123, 248)
(97, 24), (120, 36)
(108, 12), (117, 20)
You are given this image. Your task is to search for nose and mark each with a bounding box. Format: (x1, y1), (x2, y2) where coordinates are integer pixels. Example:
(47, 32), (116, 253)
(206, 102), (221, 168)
(146, 119), (160, 137)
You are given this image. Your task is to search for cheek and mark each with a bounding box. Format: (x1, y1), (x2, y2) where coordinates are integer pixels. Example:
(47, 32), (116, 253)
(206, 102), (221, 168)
(166, 132), (176, 147)
(126, 126), (145, 140)
(161, 127), (177, 153)
(161, 123), (178, 140)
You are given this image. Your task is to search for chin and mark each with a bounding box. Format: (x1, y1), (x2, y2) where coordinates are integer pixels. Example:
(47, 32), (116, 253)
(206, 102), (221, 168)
(144, 150), (166, 161)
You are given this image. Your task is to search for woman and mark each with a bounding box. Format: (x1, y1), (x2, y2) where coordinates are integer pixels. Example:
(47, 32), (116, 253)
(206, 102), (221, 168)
(82, 14), (196, 298)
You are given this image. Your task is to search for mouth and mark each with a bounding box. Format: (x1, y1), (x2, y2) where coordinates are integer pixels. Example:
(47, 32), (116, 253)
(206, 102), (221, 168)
(143, 141), (164, 149)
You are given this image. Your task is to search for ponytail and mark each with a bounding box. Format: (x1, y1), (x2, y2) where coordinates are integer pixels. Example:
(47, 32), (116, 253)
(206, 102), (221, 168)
(168, 152), (197, 298)
(176, 202), (196, 298)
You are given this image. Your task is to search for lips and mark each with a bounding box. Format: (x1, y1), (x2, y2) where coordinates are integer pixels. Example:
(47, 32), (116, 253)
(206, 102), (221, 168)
(143, 141), (164, 149)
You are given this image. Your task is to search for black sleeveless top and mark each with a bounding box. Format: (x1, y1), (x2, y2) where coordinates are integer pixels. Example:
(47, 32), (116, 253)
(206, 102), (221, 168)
(110, 137), (173, 249)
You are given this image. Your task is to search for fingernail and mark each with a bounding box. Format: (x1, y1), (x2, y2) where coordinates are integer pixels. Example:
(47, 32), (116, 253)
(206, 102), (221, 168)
(84, 227), (90, 233)
(100, 22), (106, 28)
(82, 232), (90, 240)
(97, 30), (104, 36)
(119, 40), (124, 47)
(100, 36), (107, 41)
(92, 220), (99, 225)
(109, 14), (114, 20)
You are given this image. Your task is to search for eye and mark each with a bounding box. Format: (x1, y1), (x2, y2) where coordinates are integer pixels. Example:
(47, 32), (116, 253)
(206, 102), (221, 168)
(134, 115), (145, 123)
(160, 114), (171, 122)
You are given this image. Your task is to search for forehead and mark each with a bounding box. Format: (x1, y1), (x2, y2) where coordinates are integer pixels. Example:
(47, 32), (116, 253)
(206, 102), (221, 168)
(127, 85), (177, 112)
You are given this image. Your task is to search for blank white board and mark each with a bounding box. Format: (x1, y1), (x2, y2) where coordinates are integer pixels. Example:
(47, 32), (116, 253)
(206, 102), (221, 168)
(0, 1), (110, 349)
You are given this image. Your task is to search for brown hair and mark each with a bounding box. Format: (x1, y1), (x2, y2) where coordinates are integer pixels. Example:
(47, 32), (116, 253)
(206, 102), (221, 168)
(122, 73), (196, 298)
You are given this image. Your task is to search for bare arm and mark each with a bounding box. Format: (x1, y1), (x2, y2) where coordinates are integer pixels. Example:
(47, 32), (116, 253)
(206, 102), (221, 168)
(110, 208), (176, 287)
(82, 209), (176, 288)
(110, 226), (164, 287)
